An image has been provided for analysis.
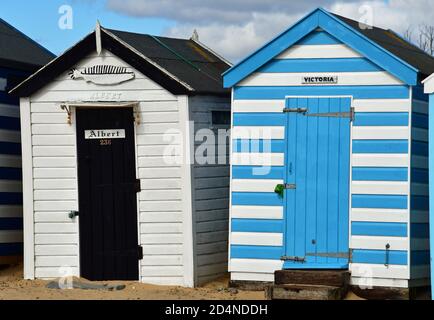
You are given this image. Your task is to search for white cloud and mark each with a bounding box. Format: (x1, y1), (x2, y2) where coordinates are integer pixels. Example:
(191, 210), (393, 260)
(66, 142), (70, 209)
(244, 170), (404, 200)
(106, 0), (434, 62)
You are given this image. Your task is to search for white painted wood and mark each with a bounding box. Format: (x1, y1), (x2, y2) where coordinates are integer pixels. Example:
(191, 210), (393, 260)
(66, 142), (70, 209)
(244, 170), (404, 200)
(231, 232), (283, 246)
(411, 183), (429, 196)
(33, 168), (76, 179)
(32, 135), (75, 146)
(35, 267), (79, 278)
(32, 124), (75, 135)
(410, 265), (430, 279)
(351, 181), (408, 195)
(142, 244), (183, 255)
(34, 223), (77, 234)
(0, 129), (20, 143)
(411, 210), (429, 223)
(232, 126), (285, 140)
(232, 179), (283, 193)
(33, 157), (76, 168)
(35, 234), (78, 245)
(21, 97), (34, 280)
(350, 276), (408, 288)
(352, 126), (409, 140)
(423, 74), (434, 93)
(140, 266), (184, 277)
(351, 208), (408, 223)
(35, 256), (78, 267)
(140, 277), (184, 286)
(229, 259), (284, 274)
(276, 44), (363, 59)
(353, 99), (410, 112)
(0, 155), (21, 168)
(350, 236), (408, 250)
(0, 205), (23, 218)
(35, 244), (78, 256)
(140, 223), (183, 234)
(33, 146), (76, 157)
(232, 153), (284, 166)
(232, 100), (284, 113)
(34, 179), (77, 190)
(239, 72), (403, 87)
(230, 272), (275, 282)
(139, 190), (182, 201)
(0, 103), (20, 117)
(413, 100), (428, 114)
(411, 156), (428, 170)
(352, 154), (408, 167)
(34, 190), (77, 201)
(412, 128), (428, 142)
(350, 264), (409, 280)
(411, 238), (430, 250)
(232, 205), (283, 220)
(0, 180), (22, 193)
(0, 230), (23, 243)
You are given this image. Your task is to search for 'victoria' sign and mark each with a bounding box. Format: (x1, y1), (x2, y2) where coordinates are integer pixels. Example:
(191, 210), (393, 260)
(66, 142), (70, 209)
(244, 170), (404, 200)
(85, 129), (126, 139)
(302, 76), (338, 85)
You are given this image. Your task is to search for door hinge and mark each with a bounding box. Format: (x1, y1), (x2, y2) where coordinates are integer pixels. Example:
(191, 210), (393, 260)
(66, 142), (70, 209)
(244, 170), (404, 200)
(135, 179), (141, 193)
(281, 256), (306, 263)
(304, 107), (355, 122)
(283, 107), (308, 114)
(138, 246), (143, 260)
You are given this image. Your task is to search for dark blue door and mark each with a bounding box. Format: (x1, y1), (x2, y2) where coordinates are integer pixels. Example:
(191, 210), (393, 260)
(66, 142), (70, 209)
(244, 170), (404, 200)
(283, 97), (351, 269)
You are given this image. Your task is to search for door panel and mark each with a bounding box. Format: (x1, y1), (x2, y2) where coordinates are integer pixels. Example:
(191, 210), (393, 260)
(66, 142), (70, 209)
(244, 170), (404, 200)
(284, 97), (351, 269)
(76, 108), (139, 281)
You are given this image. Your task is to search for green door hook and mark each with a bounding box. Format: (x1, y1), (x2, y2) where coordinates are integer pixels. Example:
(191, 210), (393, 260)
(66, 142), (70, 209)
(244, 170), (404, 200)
(274, 184), (285, 198)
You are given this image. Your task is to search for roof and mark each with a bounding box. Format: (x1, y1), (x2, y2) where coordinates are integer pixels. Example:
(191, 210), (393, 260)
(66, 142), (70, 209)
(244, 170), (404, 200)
(11, 25), (231, 97)
(0, 18), (54, 71)
(334, 14), (434, 78)
(223, 8), (431, 87)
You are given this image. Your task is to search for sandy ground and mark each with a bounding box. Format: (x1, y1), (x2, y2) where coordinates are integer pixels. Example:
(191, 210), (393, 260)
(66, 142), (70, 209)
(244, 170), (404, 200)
(0, 263), (265, 300)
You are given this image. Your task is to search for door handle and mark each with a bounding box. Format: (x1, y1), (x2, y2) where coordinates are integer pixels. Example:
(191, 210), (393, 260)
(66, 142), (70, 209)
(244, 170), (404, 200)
(69, 211), (79, 219)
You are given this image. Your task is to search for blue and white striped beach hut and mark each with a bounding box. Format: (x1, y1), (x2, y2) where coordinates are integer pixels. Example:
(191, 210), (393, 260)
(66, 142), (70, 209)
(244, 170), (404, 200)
(0, 19), (54, 264)
(223, 8), (432, 293)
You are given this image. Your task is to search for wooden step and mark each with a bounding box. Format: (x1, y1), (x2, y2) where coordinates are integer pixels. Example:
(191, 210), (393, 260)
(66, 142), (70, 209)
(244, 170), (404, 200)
(275, 270), (350, 287)
(266, 284), (347, 301)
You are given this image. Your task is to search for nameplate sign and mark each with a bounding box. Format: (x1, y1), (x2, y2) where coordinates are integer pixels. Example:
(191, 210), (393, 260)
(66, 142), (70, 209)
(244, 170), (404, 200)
(302, 76), (338, 85)
(85, 129), (126, 139)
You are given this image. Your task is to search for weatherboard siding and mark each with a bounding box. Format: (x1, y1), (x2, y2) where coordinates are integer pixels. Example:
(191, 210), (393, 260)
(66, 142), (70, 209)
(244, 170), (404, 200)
(28, 50), (189, 285)
(0, 67), (24, 261)
(228, 30), (417, 286)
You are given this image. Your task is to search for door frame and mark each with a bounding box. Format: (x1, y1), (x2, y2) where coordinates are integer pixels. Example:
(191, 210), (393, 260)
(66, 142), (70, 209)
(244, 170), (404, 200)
(282, 95), (354, 269)
(72, 102), (141, 280)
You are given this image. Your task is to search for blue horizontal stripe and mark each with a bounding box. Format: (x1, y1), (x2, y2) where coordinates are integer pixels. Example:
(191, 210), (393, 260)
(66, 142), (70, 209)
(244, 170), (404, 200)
(352, 167), (408, 181)
(0, 193), (22, 205)
(412, 141), (428, 156)
(232, 219), (283, 233)
(0, 217), (22, 230)
(233, 113), (286, 126)
(0, 142), (21, 155)
(354, 113), (409, 126)
(233, 139), (285, 153)
(411, 223), (429, 239)
(232, 166), (285, 180)
(352, 140), (408, 154)
(352, 222), (407, 237)
(0, 243), (23, 256)
(231, 245), (282, 259)
(0, 168), (22, 181)
(296, 31), (342, 45)
(352, 249), (407, 265)
(413, 86), (429, 102)
(412, 113), (428, 129)
(411, 196), (429, 211)
(411, 250), (430, 265)
(411, 168), (428, 184)
(234, 86), (410, 100)
(0, 92), (19, 105)
(352, 195), (408, 209)
(259, 58), (383, 73)
(0, 116), (20, 131)
(232, 192), (283, 206)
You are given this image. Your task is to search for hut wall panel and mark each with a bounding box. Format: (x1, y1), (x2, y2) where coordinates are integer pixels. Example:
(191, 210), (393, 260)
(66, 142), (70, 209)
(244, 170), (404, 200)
(189, 95), (231, 285)
(29, 50), (187, 283)
(228, 32), (414, 285)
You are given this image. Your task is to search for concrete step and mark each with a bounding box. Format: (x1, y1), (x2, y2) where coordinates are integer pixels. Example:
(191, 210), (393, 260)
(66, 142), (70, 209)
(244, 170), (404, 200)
(275, 270), (350, 287)
(266, 284), (347, 300)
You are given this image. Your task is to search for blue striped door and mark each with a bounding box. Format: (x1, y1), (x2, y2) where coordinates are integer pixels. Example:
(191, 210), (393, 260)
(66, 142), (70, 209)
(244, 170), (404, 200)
(284, 97), (351, 269)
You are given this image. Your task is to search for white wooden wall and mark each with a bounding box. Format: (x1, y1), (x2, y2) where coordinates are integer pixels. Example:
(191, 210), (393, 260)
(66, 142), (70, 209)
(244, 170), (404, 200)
(24, 50), (193, 285)
(189, 95), (230, 285)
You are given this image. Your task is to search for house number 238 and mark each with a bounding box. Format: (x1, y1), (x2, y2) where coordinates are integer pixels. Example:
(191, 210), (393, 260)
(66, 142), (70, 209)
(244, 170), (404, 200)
(100, 139), (112, 146)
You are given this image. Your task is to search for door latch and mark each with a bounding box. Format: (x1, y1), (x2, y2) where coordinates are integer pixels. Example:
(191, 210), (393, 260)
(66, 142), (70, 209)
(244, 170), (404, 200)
(281, 256), (306, 263)
(68, 211), (79, 219)
(138, 246), (144, 260)
(283, 107), (307, 114)
(274, 184), (296, 197)
(135, 179), (141, 193)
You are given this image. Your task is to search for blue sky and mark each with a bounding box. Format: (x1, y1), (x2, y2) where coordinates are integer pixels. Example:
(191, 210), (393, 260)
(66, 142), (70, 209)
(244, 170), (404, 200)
(0, 0), (174, 55)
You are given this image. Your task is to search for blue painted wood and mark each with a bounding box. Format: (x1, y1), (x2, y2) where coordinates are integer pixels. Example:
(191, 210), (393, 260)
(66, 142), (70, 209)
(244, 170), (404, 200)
(0, 168), (23, 181)
(232, 166), (285, 180)
(351, 222), (408, 237)
(259, 58), (383, 73)
(413, 86), (429, 102)
(411, 250), (430, 265)
(232, 139), (285, 153)
(352, 140), (408, 154)
(232, 192), (283, 206)
(296, 30), (342, 45)
(0, 193), (22, 205)
(0, 243), (23, 255)
(429, 94), (434, 299)
(223, 8), (418, 87)
(0, 142), (21, 156)
(412, 113), (429, 129)
(411, 196), (429, 211)
(411, 223), (430, 239)
(352, 195), (408, 209)
(230, 245), (283, 259)
(411, 168), (429, 184)
(0, 217), (23, 230)
(352, 249), (407, 265)
(233, 113), (286, 126)
(0, 92), (19, 105)
(0, 116), (20, 131)
(412, 141), (428, 156)
(231, 219), (283, 233)
(283, 97), (350, 269)
(354, 112), (409, 126)
(352, 168), (408, 181)
(234, 86), (410, 100)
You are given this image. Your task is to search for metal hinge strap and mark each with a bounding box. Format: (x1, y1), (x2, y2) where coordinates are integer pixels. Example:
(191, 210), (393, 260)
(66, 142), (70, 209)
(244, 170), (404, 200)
(283, 108), (307, 114)
(306, 250), (353, 261)
(305, 107), (355, 122)
(281, 256), (306, 263)
(284, 183), (296, 190)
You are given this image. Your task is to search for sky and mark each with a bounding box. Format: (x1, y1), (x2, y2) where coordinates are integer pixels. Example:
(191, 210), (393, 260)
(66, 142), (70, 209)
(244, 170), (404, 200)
(1, 0), (434, 63)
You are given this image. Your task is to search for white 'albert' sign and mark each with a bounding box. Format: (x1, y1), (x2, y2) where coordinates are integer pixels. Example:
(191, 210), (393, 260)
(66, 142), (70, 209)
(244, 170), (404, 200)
(85, 129), (126, 139)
